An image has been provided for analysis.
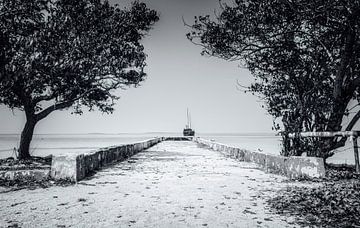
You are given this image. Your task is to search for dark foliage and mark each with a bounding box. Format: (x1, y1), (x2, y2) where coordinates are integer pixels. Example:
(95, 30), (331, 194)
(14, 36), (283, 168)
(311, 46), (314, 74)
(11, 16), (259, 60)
(326, 165), (360, 181)
(0, 156), (51, 170)
(0, 176), (74, 192)
(0, 0), (159, 159)
(187, 0), (360, 158)
(268, 180), (360, 227)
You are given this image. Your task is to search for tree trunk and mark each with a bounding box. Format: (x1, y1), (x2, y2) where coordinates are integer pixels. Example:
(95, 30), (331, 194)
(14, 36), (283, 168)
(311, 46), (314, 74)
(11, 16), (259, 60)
(326, 99), (348, 132)
(321, 96), (352, 158)
(16, 100), (73, 160)
(18, 117), (37, 160)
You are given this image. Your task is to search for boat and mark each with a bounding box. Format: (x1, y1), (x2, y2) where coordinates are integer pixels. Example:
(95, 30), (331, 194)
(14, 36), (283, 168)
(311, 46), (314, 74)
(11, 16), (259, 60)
(183, 109), (195, 136)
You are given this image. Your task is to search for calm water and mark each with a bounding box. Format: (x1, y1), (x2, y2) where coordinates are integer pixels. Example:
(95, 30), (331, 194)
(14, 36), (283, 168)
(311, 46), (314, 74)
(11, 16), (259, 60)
(200, 134), (282, 155)
(0, 133), (282, 159)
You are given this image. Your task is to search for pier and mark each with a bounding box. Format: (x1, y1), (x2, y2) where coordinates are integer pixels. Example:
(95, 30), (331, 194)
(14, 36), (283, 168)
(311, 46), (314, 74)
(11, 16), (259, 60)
(0, 140), (304, 227)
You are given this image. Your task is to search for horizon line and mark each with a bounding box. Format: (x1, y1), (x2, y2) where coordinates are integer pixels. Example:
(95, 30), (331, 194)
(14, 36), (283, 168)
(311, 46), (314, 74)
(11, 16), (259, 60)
(0, 131), (277, 135)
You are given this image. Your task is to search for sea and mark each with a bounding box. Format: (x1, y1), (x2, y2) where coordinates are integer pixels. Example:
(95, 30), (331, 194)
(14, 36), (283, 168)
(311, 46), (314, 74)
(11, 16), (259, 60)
(0, 133), (282, 159)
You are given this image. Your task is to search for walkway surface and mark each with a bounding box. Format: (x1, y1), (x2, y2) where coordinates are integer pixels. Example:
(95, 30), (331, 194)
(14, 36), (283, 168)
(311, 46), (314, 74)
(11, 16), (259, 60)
(1, 141), (299, 227)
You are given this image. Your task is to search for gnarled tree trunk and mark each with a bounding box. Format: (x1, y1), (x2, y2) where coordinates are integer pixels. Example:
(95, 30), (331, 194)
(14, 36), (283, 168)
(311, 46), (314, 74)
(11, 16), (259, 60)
(18, 117), (37, 160)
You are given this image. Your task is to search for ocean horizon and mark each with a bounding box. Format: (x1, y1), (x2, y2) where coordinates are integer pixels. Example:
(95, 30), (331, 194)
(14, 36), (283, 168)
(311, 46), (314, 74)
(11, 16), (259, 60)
(0, 132), (282, 159)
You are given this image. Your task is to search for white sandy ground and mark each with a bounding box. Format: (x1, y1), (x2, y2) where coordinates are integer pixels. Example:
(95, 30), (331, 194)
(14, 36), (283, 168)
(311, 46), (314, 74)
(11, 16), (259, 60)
(0, 141), (311, 228)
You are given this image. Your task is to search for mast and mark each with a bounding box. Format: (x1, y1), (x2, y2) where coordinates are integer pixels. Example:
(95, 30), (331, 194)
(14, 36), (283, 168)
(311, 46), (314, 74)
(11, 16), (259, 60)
(186, 108), (189, 128)
(189, 111), (191, 129)
(186, 108), (193, 129)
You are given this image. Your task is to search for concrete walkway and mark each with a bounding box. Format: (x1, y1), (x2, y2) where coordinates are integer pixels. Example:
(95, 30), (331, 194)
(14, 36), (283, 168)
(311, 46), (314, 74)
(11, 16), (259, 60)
(0, 141), (298, 227)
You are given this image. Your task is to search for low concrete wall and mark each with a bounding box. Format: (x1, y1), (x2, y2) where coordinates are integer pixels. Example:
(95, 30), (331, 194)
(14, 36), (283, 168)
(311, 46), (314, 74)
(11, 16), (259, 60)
(51, 137), (164, 181)
(194, 137), (326, 178)
(165, 136), (193, 141)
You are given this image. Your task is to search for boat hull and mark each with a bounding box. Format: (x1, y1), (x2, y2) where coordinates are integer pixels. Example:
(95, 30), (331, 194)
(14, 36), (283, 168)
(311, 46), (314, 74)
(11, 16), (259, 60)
(183, 128), (195, 136)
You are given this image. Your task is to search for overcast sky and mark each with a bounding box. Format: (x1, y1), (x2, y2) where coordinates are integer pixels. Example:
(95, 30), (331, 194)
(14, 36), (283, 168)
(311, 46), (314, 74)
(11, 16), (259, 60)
(0, 0), (274, 134)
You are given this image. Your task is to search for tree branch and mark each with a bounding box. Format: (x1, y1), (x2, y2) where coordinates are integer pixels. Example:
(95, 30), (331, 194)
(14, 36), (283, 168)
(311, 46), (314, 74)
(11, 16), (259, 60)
(333, 108), (360, 149)
(348, 76), (360, 93)
(35, 88), (97, 121)
(32, 93), (57, 104)
(334, 29), (356, 99)
(36, 100), (73, 121)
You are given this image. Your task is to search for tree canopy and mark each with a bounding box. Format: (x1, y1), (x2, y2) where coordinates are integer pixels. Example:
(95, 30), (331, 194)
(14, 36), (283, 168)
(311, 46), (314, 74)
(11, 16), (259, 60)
(187, 0), (360, 158)
(0, 0), (159, 159)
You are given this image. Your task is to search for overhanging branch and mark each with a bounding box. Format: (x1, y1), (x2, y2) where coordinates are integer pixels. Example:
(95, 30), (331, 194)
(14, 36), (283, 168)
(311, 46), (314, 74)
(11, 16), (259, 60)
(35, 100), (73, 121)
(35, 88), (97, 121)
(333, 109), (360, 149)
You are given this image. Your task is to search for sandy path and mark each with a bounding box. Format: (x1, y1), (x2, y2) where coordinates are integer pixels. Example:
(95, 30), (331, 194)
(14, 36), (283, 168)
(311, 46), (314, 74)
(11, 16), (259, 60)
(0, 141), (298, 228)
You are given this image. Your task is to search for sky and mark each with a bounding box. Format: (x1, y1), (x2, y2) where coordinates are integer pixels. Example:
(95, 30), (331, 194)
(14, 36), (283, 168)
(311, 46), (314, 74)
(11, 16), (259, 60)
(0, 0), (274, 134)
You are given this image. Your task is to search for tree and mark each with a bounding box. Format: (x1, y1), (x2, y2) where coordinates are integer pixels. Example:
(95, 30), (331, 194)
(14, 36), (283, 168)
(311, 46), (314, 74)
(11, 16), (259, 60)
(187, 0), (360, 158)
(0, 0), (159, 159)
